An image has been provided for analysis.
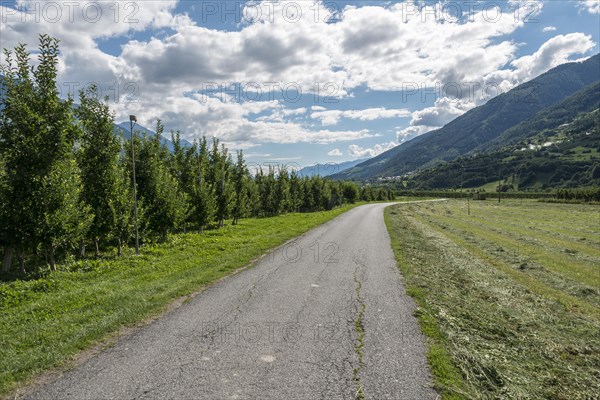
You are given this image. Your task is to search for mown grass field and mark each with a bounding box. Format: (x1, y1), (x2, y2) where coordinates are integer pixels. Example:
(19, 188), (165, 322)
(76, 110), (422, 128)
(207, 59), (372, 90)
(385, 199), (600, 399)
(0, 202), (388, 398)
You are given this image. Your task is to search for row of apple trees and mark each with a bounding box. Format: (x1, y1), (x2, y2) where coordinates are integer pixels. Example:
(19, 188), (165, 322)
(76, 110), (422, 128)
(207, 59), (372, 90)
(0, 36), (393, 273)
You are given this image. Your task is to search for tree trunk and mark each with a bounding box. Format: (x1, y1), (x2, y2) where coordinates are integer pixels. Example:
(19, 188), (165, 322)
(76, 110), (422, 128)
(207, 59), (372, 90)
(49, 245), (56, 271)
(94, 238), (100, 257)
(117, 238), (122, 257)
(2, 247), (13, 273)
(79, 239), (86, 258)
(16, 249), (25, 274)
(183, 223), (187, 234)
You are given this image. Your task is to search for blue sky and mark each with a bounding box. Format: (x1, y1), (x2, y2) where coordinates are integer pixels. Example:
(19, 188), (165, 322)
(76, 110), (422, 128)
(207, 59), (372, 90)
(1, 1), (598, 168)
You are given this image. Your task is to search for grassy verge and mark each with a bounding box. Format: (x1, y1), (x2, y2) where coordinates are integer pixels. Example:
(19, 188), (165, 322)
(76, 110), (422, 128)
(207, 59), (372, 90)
(0, 203), (376, 397)
(385, 199), (600, 399)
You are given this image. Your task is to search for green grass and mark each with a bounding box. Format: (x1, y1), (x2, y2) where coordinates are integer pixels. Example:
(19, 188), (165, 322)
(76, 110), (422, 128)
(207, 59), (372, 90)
(473, 181), (501, 192)
(0, 203), (376, 397)
(566, 146), (600, 161)
(385, 199), (600, 399)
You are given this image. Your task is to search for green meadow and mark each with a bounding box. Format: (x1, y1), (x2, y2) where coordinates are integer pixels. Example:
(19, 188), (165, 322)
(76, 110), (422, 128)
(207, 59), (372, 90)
(386, 199), (599, 399)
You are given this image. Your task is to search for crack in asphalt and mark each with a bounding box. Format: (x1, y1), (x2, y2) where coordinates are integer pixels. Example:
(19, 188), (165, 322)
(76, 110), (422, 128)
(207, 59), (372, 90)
(352, 266), (366, 400)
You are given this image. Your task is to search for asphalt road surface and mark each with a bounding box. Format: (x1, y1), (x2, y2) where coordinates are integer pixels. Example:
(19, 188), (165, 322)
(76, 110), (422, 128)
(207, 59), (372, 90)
(26, 203), (437, 400)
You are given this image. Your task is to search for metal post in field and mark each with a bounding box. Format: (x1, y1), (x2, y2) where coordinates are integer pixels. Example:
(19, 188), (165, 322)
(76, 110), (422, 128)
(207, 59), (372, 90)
(130, 115), (140, 255)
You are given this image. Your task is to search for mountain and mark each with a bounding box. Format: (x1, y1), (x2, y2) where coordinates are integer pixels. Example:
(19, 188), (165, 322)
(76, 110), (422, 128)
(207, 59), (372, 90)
(332, 54), (600, 181)
(298, 159), (368, 177)
(483, 81), (600, 151)
(116, 122), (192, 151)
(401, 103), (600, 191)
(386, 82), (600, 190)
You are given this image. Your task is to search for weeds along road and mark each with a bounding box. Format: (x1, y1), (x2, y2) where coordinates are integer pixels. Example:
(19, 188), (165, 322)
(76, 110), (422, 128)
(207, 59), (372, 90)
(25, 202), (438, 400)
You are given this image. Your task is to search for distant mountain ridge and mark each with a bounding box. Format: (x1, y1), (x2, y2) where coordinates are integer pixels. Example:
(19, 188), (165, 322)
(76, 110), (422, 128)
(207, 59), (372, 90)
(332, 54), (600, 181)
(115, 122), (192, 151)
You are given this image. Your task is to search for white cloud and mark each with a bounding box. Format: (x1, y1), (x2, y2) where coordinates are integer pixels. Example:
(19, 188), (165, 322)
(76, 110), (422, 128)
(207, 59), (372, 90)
(122, 95), (374, 147)
(311, 107), (411, 126)
(0, 1), (184, 77)
(0, 0), (595, 152)
(244, 153), (272, 158)
(578, 0), (600, 14)
(397, 125), (439, 143)
(543, 26), (557, 32)
(394, 97), (473, 142)
(102, 0), (552, 145)
(0, 1), (182, 41)
(333, 2), (531, 91)
(116, 2), (353, 96)
(409, 97), (475, 128)
(68, 0), (539, 99)
(348, 142), (398, 158)
(256, 107), (307, 122)
(328, 148), (343, 156)
(511, 33), (596, 82)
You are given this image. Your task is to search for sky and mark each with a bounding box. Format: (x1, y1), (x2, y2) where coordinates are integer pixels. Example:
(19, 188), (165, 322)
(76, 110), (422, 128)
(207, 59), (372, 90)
(0, 0), (599, 169)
